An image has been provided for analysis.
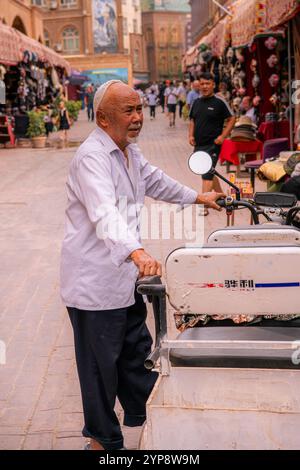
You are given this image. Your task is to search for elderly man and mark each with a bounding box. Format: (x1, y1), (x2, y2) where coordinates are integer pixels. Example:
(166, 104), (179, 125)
(60, 80), (224, 451)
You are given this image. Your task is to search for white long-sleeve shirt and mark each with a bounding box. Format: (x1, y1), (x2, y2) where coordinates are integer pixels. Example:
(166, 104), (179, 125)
(60, 127), (197, 310)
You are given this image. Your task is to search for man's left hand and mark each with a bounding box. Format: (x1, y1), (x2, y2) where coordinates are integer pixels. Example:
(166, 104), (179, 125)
(214, 135), (225, 146)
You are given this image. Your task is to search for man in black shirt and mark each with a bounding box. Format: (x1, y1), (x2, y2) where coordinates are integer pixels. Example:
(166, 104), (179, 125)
(189, 73), (235, 212)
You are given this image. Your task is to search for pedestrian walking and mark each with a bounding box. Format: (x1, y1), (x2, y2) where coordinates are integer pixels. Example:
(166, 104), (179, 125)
(186, 80), (201, 111)
(159, 81), (166, 113)
(164, 81), (178, 127)
(177, 81), (187, 118)
(146, 89), (158, 120)
(85, 85), (95, 121)
(60, 79), (224, 451)
(189, 72), (236, 215)
(58, 100), (71, 147)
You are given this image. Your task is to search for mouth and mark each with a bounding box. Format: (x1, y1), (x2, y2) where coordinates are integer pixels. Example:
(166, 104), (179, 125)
(128, 127), (141, 133)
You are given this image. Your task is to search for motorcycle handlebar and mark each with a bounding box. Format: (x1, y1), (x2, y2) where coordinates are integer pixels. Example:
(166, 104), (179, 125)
(216, 198), (260, 225)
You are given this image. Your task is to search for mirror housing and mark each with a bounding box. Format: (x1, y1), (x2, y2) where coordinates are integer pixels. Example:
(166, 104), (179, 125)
(188, 151), (213, 175)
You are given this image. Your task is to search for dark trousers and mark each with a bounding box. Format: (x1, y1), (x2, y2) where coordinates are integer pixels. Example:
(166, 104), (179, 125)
(67, 292), (158, 450)
(149, 105), (156, 118)
(87, 103), (94, 121)
(178, 100), (185, 118)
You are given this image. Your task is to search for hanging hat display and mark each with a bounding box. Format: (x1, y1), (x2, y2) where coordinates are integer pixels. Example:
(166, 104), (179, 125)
(235, 49), (245, 63)
(265, 37), (278, 50)
(198, 43), (208, 52)
(269, 74), (280, 88)
(250, 59), (257, 73)
(269, 93), (279, 105)
(266, 54), (279, 68)
(237, 87), (246, 97)
(252, 74), (260, 88)
(226, 47), (234, 62)
(201, 50), (213, 63)
(253, 95), (261, 107)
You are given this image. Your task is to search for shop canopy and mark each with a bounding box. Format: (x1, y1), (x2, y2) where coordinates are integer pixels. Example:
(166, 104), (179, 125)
(265, 0), (300, 29)
(231, 0), (300, 48)
(0, 21), (71, 74)
(69, 69), (88, 86)
(184, 45), (198, 67)
(198, 16), (231, 58)
(231, 0), (267, 48)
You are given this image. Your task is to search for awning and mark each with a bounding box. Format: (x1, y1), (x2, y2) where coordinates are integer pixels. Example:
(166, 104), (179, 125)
(69, 68), (88, 85)
(265, 0), (300, 29)
(185, 45), (198, 67)
(203, 16), (231, 57)
(0, 22), (71, 74)
(231, 0), (267, 48)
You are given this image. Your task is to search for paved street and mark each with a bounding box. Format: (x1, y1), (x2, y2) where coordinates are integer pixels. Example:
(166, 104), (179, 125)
(0, 108), (266, 450)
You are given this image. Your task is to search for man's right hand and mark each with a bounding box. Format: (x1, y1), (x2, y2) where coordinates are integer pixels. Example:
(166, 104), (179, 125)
(130, 249), (162, 278)
(189, 136), (196, 146)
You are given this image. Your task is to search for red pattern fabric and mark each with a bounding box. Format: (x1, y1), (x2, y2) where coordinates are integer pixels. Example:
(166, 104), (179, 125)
(258, 120), (290, 145)
(265, 0), (300, 28)
(219, 139), (263, 166)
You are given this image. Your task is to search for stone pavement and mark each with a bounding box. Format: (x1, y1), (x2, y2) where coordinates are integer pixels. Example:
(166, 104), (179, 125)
(0, 108), (266, 450)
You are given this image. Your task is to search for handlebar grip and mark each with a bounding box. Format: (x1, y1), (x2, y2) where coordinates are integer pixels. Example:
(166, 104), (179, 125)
(216, 198), (226, 207)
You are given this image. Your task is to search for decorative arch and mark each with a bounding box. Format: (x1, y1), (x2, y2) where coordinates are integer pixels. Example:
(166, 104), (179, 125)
(172, 56), (179, 74)
(12, 16), (27, 35)
(159, 27), (167, 44)
(171, 28), (178, 44)
(159, 55), (167, 75)
(146, 27), (153, 43)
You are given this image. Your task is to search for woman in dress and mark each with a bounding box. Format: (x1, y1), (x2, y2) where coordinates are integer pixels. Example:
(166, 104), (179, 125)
(58, 100), (71, 147)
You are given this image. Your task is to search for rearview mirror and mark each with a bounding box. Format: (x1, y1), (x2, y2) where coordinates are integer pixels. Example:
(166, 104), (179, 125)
(188, 151), (212, 176)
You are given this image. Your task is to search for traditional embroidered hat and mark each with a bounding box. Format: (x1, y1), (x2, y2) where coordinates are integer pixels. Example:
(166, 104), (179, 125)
(93, 80), (123, 114)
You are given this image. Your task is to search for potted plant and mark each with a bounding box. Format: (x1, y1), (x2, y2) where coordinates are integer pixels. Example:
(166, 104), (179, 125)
(27, 110), (47, 148)
(65, 100), (82, 124)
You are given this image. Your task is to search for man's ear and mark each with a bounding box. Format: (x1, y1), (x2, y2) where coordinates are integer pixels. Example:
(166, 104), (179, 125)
(96, 109), (108, 128)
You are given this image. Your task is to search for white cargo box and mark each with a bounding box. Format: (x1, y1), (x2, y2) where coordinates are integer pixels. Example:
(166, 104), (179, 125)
(166, 246), (300, 316)
(207, 225), (300, 247)
(141, 367), (300, 450)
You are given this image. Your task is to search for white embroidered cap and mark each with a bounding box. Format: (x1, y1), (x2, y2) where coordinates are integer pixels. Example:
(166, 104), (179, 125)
(93, 80), (123, 115)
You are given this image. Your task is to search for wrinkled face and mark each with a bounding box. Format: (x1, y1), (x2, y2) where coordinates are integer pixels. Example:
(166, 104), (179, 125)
(199, 78), (214, 97)
(241, 97), (251, 111)
(97, 84), (143, 150)
(192, 80), (200, 92)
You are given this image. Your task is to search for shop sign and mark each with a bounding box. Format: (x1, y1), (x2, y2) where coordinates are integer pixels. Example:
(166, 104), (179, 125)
(83, 68), (128, 86)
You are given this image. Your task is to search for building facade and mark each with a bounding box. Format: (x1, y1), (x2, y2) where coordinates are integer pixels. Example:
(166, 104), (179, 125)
(36, 0), (133, 85)
(0, 0), (44, 41)
(121, 0), (148, 83)
(142, 0), (190, 82)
